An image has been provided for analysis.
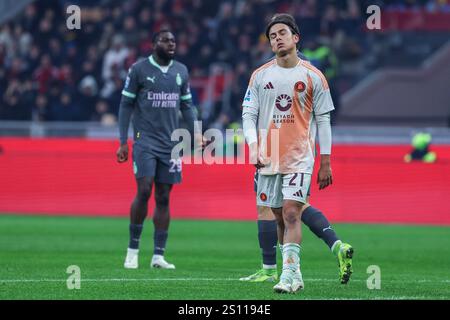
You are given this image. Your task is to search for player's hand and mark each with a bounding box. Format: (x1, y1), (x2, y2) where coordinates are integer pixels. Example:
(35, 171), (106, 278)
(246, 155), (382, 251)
(201, 136), (209, 150)
(117, 144), (129, 163)
(194, 134), (208, 151)
(317, 162), (333, 190)
(256, 155), (270, 169)
(249, 142), (269, 169)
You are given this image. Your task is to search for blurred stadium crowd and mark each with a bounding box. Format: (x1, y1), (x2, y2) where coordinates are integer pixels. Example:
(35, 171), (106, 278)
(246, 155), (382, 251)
(1, 0), (449, 127)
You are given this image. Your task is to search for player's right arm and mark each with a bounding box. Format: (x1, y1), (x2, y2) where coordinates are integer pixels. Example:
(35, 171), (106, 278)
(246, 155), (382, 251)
(242, 72), (265, 169)
(117, 64), (139, 163)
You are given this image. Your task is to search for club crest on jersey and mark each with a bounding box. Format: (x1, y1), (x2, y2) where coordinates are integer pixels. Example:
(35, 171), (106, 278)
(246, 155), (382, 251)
(295, 81), (306, 93)
(275, 94), (292, 112)
(259, 193), (267, 201)
(176, 73), (182, 86)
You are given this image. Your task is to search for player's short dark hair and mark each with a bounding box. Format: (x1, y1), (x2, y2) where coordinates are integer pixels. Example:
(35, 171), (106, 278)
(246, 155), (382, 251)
(265, 13), (300, 39)
(152, 29), (173, 44)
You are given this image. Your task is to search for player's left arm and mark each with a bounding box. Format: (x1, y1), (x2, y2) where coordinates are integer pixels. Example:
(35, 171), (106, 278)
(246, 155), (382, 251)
(179, 68), (203, 148)
(312, 72), (335, 190)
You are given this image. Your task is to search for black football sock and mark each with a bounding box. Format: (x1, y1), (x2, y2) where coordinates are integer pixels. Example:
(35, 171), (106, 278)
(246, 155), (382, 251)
(128, 224), (143, 249)
(258, 220), (278, 267)
(301, 206), (340, 250)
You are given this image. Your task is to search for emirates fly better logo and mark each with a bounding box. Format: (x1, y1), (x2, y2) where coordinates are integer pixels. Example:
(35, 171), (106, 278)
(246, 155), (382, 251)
(275, 94), (292, 112)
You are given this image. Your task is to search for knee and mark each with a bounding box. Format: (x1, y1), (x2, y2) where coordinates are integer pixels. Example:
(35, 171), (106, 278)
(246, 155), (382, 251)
(283, 213), (299, 226)
(272, 208), (284, 225)
(137, 185), (152, 202)
(257, 206), (275, 221)
(283, 206), (301, 226)
(155, 190), (170, 209)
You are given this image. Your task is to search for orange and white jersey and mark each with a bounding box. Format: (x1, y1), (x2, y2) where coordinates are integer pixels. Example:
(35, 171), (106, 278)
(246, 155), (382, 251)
(242, 58), (334, 175)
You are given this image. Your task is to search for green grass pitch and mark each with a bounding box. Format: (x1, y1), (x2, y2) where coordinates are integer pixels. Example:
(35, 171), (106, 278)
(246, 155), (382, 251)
(0, 214), (449, 300)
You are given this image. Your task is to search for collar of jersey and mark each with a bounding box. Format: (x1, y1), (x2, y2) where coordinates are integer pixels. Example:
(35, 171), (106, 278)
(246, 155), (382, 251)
(149, 55), (173, 73)
(274, 58), (301, 69)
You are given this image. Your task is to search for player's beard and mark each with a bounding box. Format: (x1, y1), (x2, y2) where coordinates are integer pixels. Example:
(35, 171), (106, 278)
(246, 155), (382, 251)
(155, 47), (175, 63)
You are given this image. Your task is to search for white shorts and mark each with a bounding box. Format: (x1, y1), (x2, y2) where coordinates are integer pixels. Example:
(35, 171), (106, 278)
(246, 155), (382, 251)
(256, 173), (311, 208)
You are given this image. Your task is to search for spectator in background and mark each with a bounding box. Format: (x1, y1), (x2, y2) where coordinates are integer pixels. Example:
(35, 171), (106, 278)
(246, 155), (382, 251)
(14, 24), (32, 58)
(294, 0), (321, 43)
(65, 44), (81, 67)
(6, 57), (26, 80)
(34, 12), (54, 48)
(33, 54), (57, 94)
(25, 44), (41, 74)
(20, 3), (39, 32)
(92, 99), (116, 124)
(46, 79), (62, 111)
(1, 0), (446, 125)
(123, 16), (140, 48)
(56, 63), (75, 87)
(20, 80), (35, 113)
(338, 0), (364, 36)
(228, 61), (251, 126)
(102, 34), (129, 82)
(0, 25), (15, 72)
(78, 75), (98, 121)
(138, 8), (152, 30)
(48, 37), (63, 66)
(34, 94), (50, 122)
(80, 60), (96, 81)
(321, 4), (340, 38)
(1, 79), (33, 120)
(50, 90), (80, 121)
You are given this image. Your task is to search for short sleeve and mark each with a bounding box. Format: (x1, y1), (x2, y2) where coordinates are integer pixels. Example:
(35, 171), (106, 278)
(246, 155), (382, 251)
(312, 72), (334, 116)
(242, 72), (259, 110)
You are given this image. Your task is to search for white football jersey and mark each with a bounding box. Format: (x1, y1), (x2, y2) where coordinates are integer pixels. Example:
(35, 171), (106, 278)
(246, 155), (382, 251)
(242, 58), (334, 175)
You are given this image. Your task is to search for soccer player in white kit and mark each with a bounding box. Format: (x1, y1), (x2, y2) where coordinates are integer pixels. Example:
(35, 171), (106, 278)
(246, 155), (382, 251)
(242, 13), (335, 293)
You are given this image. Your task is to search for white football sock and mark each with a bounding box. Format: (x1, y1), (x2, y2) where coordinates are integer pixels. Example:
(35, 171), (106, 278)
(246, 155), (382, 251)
(282, 243), (300, 272)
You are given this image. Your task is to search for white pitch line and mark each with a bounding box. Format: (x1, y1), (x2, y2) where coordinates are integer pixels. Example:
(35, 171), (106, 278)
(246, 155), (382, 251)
(0, 278), (448, 284)
(0, 278), (234, 283)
